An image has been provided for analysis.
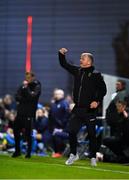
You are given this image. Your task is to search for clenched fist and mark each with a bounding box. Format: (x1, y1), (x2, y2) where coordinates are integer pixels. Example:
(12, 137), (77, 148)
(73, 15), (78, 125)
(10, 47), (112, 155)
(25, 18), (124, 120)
(59, 48), (68, 55)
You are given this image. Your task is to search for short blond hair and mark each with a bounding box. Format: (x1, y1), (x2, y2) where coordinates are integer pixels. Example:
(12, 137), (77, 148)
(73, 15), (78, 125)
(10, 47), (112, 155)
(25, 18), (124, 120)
(81, 53), (94, 64)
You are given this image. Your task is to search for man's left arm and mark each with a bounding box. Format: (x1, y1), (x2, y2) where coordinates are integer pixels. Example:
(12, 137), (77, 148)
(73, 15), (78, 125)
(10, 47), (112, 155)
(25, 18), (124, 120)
(94, 73), (107, 105)
(25, 81), (41, 100)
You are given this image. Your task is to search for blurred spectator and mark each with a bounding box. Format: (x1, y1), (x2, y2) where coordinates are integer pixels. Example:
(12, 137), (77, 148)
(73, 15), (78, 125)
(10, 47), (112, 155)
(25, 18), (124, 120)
(103, 100), (129, 163)
(3, 94), (16, 111)
(49, 89), (70, 157)
(111, 80), (129, 101)
(106, 79), (129, 135)
(0, 128), (14, 151)
(34, 108), (51, 150)
(7, 111), (16, 129)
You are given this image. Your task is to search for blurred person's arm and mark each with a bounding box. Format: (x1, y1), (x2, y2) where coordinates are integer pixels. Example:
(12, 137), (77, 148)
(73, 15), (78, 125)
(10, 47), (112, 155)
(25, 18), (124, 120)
(23, 81), (41, 100)
(15, 86), (24, 102)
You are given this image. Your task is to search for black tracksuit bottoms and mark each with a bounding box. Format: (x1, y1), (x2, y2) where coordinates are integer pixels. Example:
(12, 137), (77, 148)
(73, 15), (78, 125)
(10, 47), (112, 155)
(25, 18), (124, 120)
(13, 115), (33, 155)
(68, 113), (96, 158)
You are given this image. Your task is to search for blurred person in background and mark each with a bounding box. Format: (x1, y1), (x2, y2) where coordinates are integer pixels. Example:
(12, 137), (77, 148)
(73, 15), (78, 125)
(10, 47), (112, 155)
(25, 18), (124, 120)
(12, 72), (41, 158)
(103, 100), (129, 163)
(3, 94), (16, 111)
(7, 111), (16, 129)
(49, 88), (70, 158)
(34, 108), (51, 154)
(0, 128), (14, 152)
(106, 80), (129, 135)
(111, 80), (128, 101)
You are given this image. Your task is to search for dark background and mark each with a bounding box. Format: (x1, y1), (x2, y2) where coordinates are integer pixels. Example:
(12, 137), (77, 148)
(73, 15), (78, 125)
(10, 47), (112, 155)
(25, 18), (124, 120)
(0, 0), (129, 103)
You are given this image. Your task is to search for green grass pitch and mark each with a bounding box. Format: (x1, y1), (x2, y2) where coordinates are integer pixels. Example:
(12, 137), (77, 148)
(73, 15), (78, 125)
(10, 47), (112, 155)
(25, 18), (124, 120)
(0, 154), (129, 179)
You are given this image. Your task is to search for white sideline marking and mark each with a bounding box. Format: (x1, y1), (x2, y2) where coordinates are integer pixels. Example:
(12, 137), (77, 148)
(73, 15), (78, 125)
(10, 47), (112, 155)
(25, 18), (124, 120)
(17, 159), (129, 175)
(74, 165), (129, 175)
(3, 155), (129, 176)
(45, 163), (129, 175)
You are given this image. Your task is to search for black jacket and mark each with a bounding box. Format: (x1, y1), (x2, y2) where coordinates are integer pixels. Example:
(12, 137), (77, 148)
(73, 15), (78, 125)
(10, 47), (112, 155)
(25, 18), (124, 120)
(15, 80), (41, 117)
(59, 52), (107, 114)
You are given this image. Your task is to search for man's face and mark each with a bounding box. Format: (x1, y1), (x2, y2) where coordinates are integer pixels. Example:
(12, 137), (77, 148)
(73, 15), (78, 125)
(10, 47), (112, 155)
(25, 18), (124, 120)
(116, 102), (126, 113)
(25, 73), (34, 83)
(80, 54), (92, 68)
(116, 82), (123, 92)
(53, 90), (64, 101)
(54, 92), (63, 101)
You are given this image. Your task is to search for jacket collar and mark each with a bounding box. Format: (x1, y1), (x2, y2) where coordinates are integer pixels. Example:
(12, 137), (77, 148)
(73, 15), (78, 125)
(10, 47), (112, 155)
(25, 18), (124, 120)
(80, 66), (95, 73)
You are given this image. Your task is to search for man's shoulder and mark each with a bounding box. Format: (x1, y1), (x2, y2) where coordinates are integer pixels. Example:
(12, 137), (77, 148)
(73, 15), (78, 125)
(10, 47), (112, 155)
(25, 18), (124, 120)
(33, 80), (41, 85)
(91, 70), (101, 77)
(92, 70), (101, 74)
(91, 70), (104, 81)
(61, 99), (69, 106)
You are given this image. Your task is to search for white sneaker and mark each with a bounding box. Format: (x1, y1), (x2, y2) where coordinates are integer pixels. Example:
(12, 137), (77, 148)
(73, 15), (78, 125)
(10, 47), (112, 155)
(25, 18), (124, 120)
(65, 153), (79, 165)
(91, 158), (97, 167)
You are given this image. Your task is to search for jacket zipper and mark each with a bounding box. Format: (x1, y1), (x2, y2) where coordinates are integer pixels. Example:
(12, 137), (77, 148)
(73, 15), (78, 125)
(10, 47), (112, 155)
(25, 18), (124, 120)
(78, 72), (85, 106)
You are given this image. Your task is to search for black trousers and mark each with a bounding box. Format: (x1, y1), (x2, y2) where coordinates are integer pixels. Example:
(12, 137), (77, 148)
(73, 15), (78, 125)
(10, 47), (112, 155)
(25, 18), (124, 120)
(68, 112), (96, 158)
(13, 115), (33, 155)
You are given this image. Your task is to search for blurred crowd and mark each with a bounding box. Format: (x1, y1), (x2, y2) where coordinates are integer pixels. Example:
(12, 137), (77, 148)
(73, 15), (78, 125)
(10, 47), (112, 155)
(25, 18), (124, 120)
(0, 89), (73, 157)
(0, 80), (129, 163)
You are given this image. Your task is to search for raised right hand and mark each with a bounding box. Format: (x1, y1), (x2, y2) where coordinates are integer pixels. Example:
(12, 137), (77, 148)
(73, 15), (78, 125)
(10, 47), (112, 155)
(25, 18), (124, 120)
(59, 48), (68, 55)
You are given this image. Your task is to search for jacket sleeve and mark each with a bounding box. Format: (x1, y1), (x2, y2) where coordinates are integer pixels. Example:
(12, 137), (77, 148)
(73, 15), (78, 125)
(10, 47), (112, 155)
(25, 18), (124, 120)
(58, 52), (78, 75)
(15, 86), (25, 102)
(95, 73), (107, 102)
(23, 81), (41, 101)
